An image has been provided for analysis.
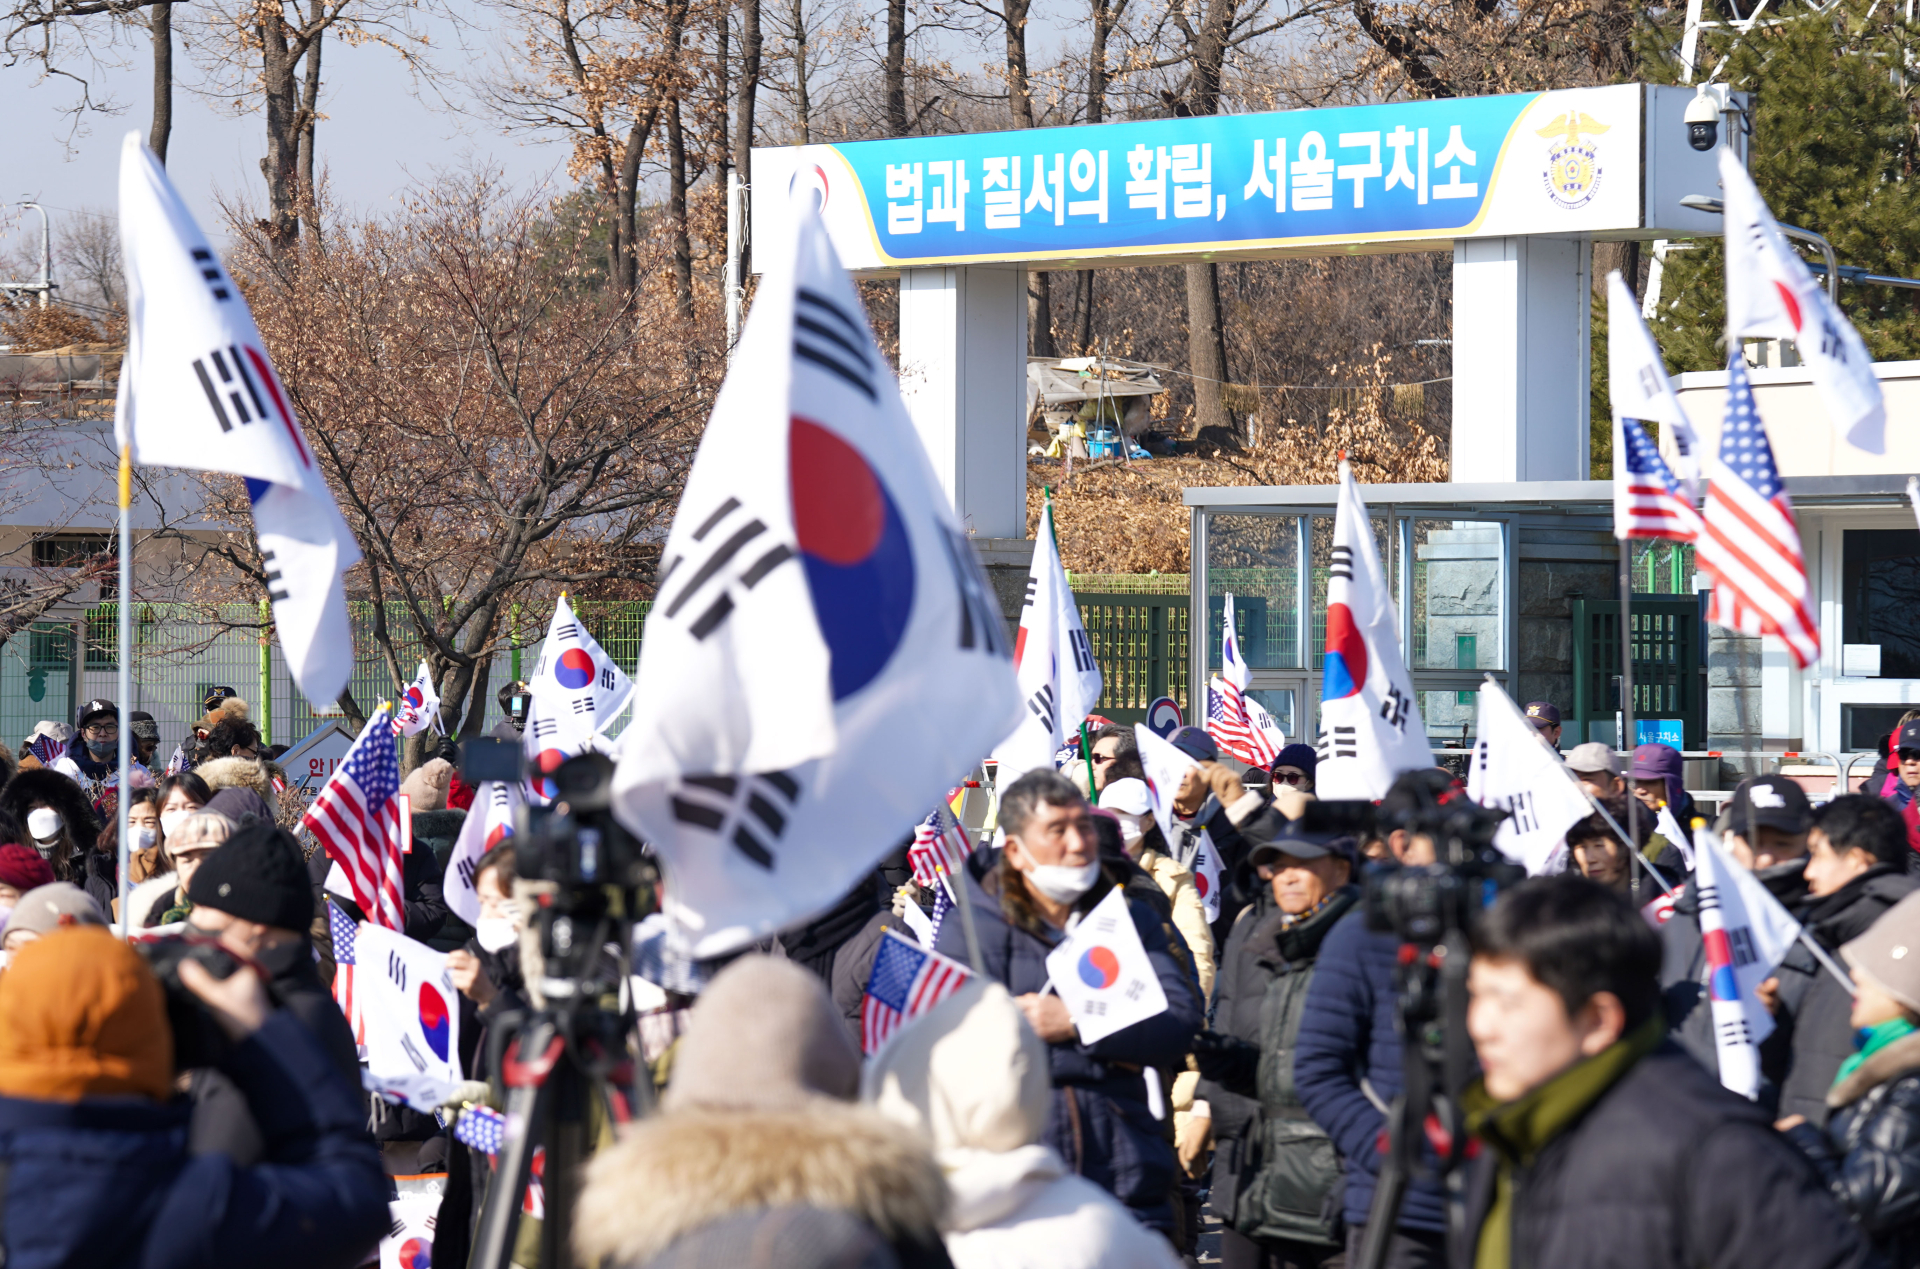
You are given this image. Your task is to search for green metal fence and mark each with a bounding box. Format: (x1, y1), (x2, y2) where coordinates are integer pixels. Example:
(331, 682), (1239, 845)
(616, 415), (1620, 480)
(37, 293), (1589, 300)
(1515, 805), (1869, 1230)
(1075, 593), (1190, 722)
(1569, 595), (1706, 750)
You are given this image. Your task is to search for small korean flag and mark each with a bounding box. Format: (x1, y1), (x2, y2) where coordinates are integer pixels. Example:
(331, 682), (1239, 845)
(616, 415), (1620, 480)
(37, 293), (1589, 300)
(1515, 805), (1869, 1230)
(1044, 885), (1168, 1045)
(531, 593), (634, 734)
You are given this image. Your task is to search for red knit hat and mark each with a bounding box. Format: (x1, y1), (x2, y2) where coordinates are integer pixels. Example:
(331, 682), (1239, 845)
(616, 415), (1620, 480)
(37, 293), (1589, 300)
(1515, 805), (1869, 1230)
(0, 843), (55, 893)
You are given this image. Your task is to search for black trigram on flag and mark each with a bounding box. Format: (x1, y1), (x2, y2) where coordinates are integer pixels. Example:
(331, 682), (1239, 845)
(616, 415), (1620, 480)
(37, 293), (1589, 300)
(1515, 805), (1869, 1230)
(1330, 544), (1355, 583)
(670, 769), (803, 870)
(192, 344), (269, 434)
(192, 247), (233, 302)
(1069, 628), (1095, 674)
(1027, 683), (1058, 735)
(1717, 1016), (1753, 1046)
(1318, 724), (1358, 760)
(794, 287), (875, 402)
(529, 716), (562, 746)
(938, 524), (1008, 657)
(260, 547), (289, 603)
(657, 496), (796, 642)
(1505, 789), (1540, 835)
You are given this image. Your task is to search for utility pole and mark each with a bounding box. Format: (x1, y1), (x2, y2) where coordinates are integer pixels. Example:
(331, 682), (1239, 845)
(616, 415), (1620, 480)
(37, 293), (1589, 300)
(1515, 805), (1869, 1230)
(1, 203), (56, 309)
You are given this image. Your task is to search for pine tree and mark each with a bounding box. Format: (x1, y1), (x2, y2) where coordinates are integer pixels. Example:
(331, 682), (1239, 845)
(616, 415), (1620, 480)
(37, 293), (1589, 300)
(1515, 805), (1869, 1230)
(1646, 0), (1920, 371)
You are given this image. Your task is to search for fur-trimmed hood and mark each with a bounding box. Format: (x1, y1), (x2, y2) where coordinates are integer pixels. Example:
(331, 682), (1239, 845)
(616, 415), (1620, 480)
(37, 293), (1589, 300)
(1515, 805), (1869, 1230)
(194, 755), (285, 800)
(0, 766), (99, 855)
(574, 1105), (948, 1268)
(1829, 1030), (1920, 1109)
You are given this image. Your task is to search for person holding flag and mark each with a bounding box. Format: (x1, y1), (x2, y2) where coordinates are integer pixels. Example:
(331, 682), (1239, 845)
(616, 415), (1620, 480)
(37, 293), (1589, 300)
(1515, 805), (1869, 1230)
(1315, 459), (1431, 799)
(993, 496), (1104, 784)
(934, 769), (1201, 1236)
(391, 662), (442, 738)
(1206, 593), (1283, 768)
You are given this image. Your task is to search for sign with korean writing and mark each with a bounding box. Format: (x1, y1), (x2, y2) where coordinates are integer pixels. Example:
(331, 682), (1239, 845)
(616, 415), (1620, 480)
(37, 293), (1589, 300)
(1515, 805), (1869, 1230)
(756, 85), (1651, 272)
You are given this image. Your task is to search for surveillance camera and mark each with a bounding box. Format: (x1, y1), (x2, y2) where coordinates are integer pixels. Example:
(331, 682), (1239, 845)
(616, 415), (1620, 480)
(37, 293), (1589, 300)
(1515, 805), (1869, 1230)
(1685, 85), (1722, 152)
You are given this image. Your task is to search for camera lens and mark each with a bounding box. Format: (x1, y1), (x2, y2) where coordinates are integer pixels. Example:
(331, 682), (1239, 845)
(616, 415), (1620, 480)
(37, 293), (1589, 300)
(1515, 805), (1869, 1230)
(1688, 120), (1717, 152)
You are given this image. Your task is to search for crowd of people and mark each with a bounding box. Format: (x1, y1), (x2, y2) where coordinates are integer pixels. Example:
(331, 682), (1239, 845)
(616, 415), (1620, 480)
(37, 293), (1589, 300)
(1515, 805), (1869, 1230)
(0, 689), (1918, 1268)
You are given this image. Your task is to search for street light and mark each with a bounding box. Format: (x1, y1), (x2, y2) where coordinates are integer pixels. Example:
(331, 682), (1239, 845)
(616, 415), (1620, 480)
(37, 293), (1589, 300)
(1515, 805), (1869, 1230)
(1679, 193), (1840, 304)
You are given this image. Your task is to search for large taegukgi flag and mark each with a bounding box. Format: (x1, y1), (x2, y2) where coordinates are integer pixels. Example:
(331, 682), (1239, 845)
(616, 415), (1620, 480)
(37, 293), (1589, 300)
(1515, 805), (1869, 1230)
(991, 499), (1103, 783)
(612, 202), (1022, 958)
(114, 132), (360, 705)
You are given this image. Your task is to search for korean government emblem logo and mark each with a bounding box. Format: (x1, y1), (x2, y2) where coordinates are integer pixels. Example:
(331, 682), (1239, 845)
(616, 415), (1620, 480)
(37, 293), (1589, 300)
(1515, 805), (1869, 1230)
(1536, 110), (1609, 210)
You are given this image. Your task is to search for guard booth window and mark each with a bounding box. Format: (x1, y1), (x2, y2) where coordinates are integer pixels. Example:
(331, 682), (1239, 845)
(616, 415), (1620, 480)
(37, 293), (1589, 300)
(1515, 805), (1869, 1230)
(1842, 529), (1920, 679)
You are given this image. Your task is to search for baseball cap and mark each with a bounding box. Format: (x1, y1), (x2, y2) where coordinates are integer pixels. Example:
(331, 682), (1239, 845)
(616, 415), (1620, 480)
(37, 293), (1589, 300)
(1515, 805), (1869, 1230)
(1524, 701), (1562, 729)
(1565, 742), (1619, 776)
(201, 686), (238, 714)
(1724, 774), (1813, 835)
(1098, 778), (1152, 816)
(75, 699), (117, 730)
(1169, 727), (1218, 764)
(1897, 720), (1920, 754)
(1249, 822), (1355, 868)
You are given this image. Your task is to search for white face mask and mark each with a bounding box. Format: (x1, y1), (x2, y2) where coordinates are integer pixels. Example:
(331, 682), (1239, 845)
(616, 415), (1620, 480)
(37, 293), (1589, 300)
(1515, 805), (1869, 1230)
(1025, 859), (1102, 905)
(160, 809), (192, 838)
(475, 916), (519, 953)
(133, 826), (157, 852)
(26, 808), (61, 844)
(1114, 810), (1149, 848)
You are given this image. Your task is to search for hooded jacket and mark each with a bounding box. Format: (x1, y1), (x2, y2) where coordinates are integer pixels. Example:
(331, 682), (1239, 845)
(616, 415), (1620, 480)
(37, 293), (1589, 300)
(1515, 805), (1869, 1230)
(864, 979), (1182, 1269)
(1659, 856), (1808, 1094)
(933, 852), (1203, 1234)
(1458, 1038), (1870, 1269)
(0, 766), (100, 889)
(576, 955), (954, 1269)
(1778, 866), (1920, 1125)
(1785, 1028), (1920, 1266)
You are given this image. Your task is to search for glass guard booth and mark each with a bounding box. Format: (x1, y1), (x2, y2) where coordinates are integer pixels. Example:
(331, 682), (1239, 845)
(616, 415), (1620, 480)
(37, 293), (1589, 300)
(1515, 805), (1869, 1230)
(1185, 476), (1920, 765)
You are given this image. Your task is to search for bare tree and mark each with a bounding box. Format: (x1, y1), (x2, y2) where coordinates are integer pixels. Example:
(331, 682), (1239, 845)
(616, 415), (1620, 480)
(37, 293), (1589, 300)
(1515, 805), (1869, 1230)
(2, 0), (175, 153)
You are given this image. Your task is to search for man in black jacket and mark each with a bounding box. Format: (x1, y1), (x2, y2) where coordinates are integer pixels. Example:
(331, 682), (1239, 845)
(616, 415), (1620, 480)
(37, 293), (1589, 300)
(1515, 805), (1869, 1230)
(1461, 875), (1869, 1269)
(1775, 795), (1920, 1125)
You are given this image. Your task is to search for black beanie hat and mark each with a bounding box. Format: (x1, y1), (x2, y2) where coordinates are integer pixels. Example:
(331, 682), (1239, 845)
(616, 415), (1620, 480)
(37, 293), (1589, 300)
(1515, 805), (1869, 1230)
(186, 822), (315, 932)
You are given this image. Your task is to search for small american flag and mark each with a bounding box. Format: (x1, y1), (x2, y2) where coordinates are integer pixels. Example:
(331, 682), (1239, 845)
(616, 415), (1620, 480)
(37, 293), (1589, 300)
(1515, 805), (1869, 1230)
(303, 707), (407, 930)
(861, 928), (971, 1055)
(26, 734), (66, 766)
(1207, 677), (1280, 767)
(454, 1104), (507, 1156)
(1613, 414), (1701, 542)
(327, 898), (366, 1048)
(908, 812), (968, 893)
(1699, 354), (1819, 669)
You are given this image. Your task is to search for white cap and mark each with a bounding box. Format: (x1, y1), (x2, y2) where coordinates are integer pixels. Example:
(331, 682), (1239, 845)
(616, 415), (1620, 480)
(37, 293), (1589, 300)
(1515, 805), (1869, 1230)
(1098, 778), (1152, 815)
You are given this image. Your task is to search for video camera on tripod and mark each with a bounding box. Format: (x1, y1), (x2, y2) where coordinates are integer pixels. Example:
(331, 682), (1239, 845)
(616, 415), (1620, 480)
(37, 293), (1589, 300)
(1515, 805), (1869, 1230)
(1341, 770), (1524, 1269)
(457, 738), (660, 1269)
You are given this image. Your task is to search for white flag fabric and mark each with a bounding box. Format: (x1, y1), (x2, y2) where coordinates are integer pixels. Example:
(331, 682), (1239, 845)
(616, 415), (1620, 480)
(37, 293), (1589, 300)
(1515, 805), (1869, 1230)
(1468, 681), (1589, 875)
(1315, 462), (1431, 798)
(1657, 803), (1694, 869)
(992, 501), (1103, 783)
(354, 923), (460, 1112)
(114, 132), (361, 705)
(1044, 886), (1169, 1045)
(1189, 828), (1222, 924)
(445, 780), (521, 925)
(523, 691), (596, 805)
(1720, 148), (1884, 456)
(392, 661), (441, 738)
(611, 203), (1022, 958)
(1693, 823), (1803, 1099)
(1134, 723), (1197, 850)
(531, 594), (635, 735)
(1607, 271), (1702, 492)
(378, 1193), (439, 1269)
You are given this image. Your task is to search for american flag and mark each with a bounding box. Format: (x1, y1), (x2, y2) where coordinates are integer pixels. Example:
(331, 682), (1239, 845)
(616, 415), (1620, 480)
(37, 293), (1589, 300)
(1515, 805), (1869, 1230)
(908, 811), (968, 893)
(1207, 676), (1281, 767)
(453, 1104), (507, 1156)
(327, 897), (367, 1048)
(1698, 354), (1819, 669)
(861, 928), (971, 1055)
(1613, 413), (1701, 542)
(303, 707), (407, 930)
(26, 734), (66, 766)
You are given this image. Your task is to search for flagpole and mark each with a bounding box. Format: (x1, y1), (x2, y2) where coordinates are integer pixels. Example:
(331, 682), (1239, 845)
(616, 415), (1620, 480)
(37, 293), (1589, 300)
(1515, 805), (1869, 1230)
(116, 443), (133, 938)
(1619, 539), (1642, 902)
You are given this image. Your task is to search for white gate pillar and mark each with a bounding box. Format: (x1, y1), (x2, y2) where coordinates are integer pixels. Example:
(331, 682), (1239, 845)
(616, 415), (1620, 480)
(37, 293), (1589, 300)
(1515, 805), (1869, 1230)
(1451, 236), (1591, 481)
(896, 265), (1029, 540)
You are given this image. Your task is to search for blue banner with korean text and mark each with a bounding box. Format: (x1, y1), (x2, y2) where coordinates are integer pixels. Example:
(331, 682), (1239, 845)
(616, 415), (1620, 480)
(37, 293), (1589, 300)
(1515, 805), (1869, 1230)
(754, 84), (1646, 271)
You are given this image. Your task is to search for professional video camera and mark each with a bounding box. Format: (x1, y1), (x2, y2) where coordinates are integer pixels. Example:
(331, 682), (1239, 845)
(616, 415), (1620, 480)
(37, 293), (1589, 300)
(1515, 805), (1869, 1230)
(1351, 770), (1523, 1269)
(456, 738), (658, 1269)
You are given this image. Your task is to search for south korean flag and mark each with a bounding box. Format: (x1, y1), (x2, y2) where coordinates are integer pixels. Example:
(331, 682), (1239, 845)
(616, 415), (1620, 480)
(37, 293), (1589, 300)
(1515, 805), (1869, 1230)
(612, 201), (1022, 958)
(530, 593), (634, 734)
(114, 132), (360, 706)
(523, 690), (597, 806)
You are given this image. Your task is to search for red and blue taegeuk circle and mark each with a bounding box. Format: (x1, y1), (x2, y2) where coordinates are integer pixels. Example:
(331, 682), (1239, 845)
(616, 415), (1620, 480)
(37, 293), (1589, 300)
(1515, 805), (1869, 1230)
(398, 1236), (432, 1269)
(404, 685), (425, 709)
(1321, 603), (1369, 700)
(532, 747), (567, 801)
(789, 416), (916, 701)
(1077, 945), (1121, 990)
(419, 982), (451, 1062)
(555, 647), (596, 691)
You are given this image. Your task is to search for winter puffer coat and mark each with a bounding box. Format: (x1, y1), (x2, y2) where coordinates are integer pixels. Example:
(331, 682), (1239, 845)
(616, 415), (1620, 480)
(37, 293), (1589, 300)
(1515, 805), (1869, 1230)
(1293, 907), (1450, 1234)
(934, 852), (1204, 1234)
(1786, 1029), (1920, 1268)
(0, 1011), (388, 1269)
(1778, 866), (1920, 1125)
(1458, 1041), (1872, 1269)
(1200, 886), (1357, 1249)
